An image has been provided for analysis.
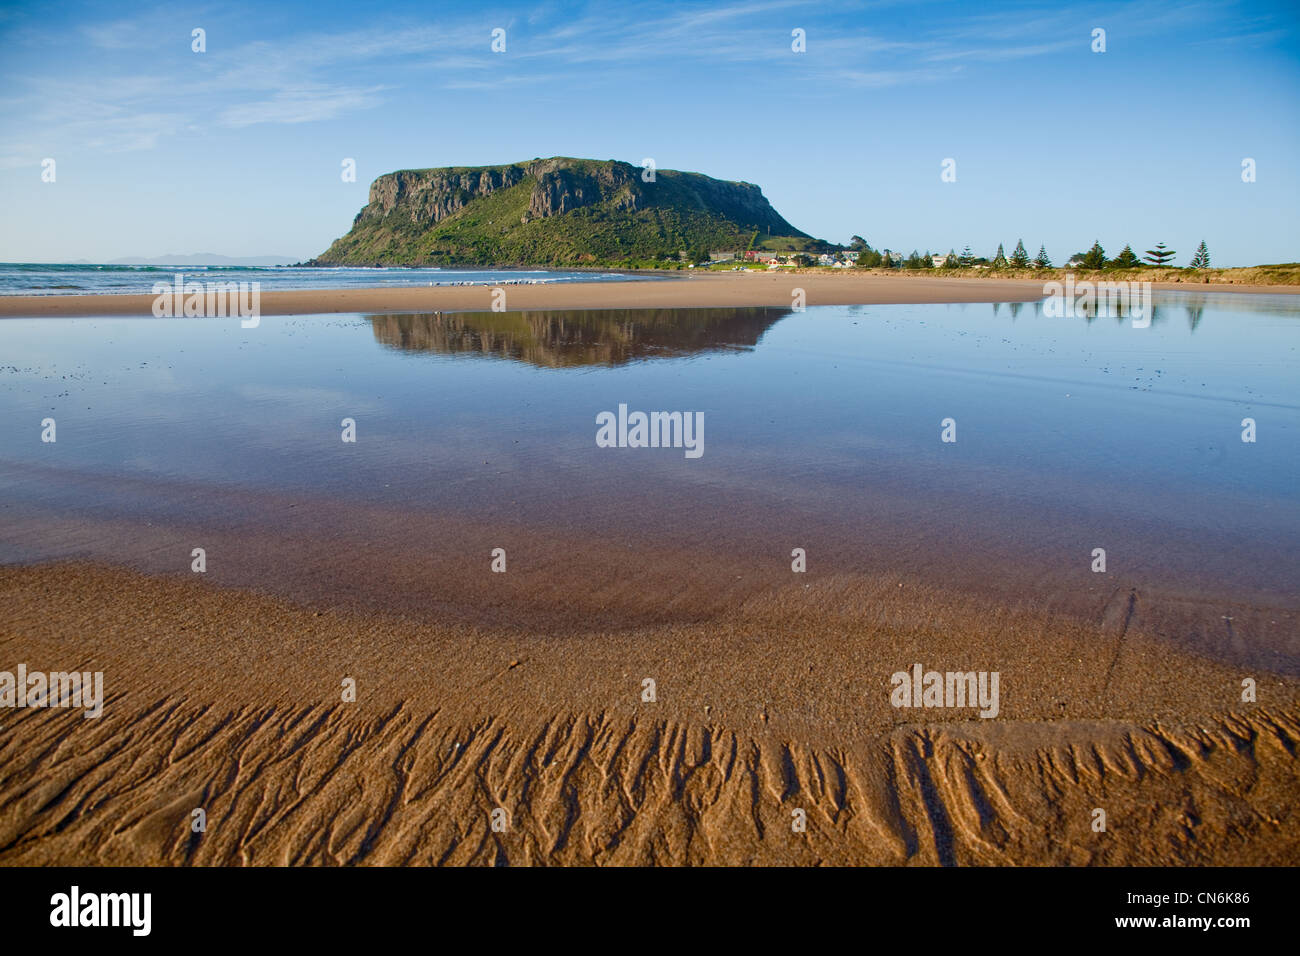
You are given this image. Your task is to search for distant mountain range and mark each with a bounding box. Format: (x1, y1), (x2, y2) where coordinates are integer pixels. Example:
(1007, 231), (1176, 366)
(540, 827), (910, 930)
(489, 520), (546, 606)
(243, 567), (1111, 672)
(312, 157), (814, 267)
(78, 254), (298, 267)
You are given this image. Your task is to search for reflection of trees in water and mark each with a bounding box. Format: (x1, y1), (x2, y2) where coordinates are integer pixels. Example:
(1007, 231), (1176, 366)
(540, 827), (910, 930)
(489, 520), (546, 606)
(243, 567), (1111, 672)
(1023, 299), (1150, 323)
(1023, 297), (1192, 331)
(1157, 291), (1300, 318)
(367, 307), (792, 367)
(1022, 290), (1297, 333)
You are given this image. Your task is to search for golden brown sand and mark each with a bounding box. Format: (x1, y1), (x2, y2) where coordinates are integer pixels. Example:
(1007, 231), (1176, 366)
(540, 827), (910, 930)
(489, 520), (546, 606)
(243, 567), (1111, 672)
(3, 271), (1297, 319)
(2, 560), (1296, 866)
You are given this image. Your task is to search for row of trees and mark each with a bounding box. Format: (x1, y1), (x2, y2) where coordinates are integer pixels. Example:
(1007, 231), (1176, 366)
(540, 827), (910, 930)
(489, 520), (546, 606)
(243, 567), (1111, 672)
(852, 239), (1053, 270)
(1070, 240), (1210, 269)
(959, 240), (1053, 269)
(849, 237), (1211, 270)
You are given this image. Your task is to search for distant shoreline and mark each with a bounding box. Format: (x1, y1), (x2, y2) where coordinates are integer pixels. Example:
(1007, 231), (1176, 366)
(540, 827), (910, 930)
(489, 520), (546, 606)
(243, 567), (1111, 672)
(3, 271), (1298, 318)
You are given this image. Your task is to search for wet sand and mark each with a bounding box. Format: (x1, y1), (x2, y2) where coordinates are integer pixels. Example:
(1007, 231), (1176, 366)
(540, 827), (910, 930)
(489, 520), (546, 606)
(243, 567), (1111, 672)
(3, 271), (1298, 318)
(2, 478), (1298, 865)
(2, 559), (1297, 865)
(3, 464), (1296, 670)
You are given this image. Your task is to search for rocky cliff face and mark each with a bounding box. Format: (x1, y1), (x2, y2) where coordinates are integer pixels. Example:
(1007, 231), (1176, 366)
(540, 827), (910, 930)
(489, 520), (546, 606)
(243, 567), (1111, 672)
(526, 162), (637, 220)
(351, 157), (803, 233)
(317, 157), (809, 265)
(359, 164), (528, 225)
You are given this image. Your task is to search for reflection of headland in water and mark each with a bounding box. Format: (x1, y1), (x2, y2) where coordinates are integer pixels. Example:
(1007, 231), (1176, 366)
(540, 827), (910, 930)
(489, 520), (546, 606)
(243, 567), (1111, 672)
(366, 307), (793, 368)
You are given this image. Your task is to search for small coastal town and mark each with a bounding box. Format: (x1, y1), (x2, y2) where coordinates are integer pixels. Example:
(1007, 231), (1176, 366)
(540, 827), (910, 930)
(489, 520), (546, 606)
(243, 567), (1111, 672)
(701, 239), (1212, 272)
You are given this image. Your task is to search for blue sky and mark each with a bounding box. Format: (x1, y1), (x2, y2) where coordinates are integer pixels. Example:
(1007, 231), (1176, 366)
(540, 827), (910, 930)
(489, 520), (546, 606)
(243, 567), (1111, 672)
(1, 0), (1297, 266)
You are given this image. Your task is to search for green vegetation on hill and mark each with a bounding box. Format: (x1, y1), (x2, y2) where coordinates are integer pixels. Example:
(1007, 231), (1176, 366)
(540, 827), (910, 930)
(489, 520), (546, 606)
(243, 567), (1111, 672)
(313, 157), (809, 267)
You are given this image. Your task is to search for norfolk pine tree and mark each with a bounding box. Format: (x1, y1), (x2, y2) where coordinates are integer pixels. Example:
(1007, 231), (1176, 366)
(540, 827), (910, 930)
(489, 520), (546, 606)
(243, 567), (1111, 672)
(1011, 239), (1030, 268)
(1144, 242), (1176, 266)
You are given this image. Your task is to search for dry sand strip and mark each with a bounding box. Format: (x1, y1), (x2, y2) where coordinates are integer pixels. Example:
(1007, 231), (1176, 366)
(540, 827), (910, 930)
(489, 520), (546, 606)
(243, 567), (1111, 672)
(1, 562), (1296, 866)
(0, 274), (1044, 317)
(3, 272), (1297, 318)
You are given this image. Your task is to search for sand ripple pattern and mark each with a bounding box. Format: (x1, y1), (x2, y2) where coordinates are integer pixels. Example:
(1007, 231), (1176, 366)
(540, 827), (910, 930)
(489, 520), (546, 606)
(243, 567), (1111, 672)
(1, 703), (1296, 866)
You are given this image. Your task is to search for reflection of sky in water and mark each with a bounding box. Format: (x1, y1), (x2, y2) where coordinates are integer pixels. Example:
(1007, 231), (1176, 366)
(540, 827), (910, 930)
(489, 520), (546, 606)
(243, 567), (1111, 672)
(1, 295), (1297, 562)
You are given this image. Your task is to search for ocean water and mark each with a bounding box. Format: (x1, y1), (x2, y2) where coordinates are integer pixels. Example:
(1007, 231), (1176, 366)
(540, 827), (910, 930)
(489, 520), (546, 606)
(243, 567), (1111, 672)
(1, 292), (1297, 665)
(0, 263), (649, 296)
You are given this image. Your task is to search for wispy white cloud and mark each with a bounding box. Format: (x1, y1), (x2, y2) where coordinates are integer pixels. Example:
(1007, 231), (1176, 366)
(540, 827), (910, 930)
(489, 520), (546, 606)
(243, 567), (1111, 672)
(219, 85), (388, 128)
(919, 0), (1269, 64)
(923, 39), (1076, 63)
(833, 66), (959, 88)
(82, 18), (156, 50)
